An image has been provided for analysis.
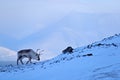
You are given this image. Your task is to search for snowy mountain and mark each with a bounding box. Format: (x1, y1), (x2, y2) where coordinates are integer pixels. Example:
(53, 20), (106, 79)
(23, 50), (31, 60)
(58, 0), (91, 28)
(0, 47), (16, 61)
(0, 33), (120, 80)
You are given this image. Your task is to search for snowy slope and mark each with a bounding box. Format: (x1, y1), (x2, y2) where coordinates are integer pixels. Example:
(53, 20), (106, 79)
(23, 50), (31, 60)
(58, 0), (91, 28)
(0, 34), (120, 80)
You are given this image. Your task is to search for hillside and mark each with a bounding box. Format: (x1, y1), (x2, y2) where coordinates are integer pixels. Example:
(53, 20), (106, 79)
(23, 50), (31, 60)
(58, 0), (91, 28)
(0, 34), (120, 80)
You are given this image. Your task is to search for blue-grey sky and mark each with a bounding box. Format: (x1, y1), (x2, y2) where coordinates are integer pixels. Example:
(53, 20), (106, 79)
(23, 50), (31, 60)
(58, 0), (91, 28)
(0, 0), (120, 60)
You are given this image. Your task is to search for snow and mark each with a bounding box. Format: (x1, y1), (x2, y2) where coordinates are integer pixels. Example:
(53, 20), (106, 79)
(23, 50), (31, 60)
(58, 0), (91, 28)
(0, 34), (120, 80)
(0, 47), (16, 61)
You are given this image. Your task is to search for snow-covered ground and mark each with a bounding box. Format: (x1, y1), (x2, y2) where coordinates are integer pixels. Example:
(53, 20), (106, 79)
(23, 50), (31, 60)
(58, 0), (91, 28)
(0, 34), (120, 80)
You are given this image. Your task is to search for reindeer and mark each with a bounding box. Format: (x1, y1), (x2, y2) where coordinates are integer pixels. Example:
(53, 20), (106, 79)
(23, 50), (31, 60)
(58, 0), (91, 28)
(17, 49), (43, 65)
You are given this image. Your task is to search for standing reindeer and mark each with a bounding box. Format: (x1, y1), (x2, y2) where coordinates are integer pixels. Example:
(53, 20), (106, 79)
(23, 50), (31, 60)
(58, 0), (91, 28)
(17, 49), (43, 65)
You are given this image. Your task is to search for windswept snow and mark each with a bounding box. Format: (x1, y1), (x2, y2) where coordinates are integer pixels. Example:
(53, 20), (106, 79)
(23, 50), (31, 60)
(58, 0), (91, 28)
(0, 34), (120, 80)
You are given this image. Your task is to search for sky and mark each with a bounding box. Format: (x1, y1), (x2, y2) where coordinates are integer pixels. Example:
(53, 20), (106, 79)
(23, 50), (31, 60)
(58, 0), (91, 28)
(0, 0), (120, 61)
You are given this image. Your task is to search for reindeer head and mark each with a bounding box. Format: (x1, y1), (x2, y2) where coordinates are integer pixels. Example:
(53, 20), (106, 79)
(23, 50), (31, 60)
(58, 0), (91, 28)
(35, 53), (40, 61)
(35, 49), (44, 61)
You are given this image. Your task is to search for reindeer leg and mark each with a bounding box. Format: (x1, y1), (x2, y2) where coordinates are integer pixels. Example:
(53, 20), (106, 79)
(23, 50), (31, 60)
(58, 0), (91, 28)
(20, 59), (24, 65)
(26, 57), (32, 64)
(29, 57), (32, 63)
(26, 60), (29, 64)
(17, 56), (22, 65)
(17, 58), (19, 65)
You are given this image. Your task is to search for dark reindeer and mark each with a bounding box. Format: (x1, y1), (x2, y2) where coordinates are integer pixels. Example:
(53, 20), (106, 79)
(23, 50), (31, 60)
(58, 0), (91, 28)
(62, 46), (74, 54)
(17, 49), (43, 65)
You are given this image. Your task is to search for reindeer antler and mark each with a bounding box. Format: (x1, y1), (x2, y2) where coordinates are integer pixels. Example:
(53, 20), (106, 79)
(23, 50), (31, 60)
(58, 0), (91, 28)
(36, 49), (40, 53)
(36, 49), (44, 55)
